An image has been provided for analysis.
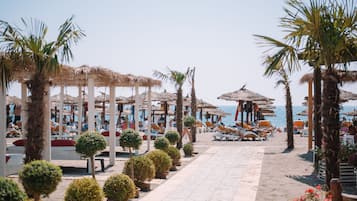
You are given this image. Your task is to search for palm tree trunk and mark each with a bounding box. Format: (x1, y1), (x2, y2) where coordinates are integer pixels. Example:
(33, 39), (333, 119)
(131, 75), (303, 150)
(25, 73), (46, 163)
(286, 85), (294, 149)
(176, 87), (183, 149)
(322, 68), (340, 188)
(191, 70), (197, 143)
(313, 66), (322, 171)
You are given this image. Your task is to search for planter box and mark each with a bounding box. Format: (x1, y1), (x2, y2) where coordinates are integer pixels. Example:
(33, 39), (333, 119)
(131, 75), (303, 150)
(318, 161), (356, 185)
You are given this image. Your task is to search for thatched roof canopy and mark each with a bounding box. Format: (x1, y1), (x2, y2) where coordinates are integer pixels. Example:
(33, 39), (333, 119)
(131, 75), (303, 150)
(300, 70), (357, 84)
(10, 64), (161, 88)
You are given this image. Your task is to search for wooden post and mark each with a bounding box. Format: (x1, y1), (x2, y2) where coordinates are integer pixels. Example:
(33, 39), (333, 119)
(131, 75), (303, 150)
(147, 86), (152, 151)
(0, 86), (6, 176)
(43, 83), (51, 161)
(134, 85), (139, 132)
(59, 85), (64, 138)
(88, 77), (95, 132)
(21, 82), (28, 137)
(330, 178), (342, 201)
(109, 86), (116, 165)
(308, 80), (313, 151)
(77, 86), (83, 134)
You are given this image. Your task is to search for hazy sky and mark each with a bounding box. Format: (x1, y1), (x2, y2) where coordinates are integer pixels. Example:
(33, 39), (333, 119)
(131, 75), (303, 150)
(1, 0), (356, 106)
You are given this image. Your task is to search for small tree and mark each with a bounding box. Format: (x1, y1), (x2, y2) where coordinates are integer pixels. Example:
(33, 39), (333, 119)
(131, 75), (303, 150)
(146, 150), (172, 179)
(0, 177), (27, 201)
(19, 160), (62, 201)
(75, 131), (107, 179)
(165, 146), (181, 171)
(119, 129), (142, 180)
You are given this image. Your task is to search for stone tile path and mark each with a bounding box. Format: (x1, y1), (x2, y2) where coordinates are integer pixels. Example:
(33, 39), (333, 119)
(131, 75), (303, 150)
(139, 146), (264, 201)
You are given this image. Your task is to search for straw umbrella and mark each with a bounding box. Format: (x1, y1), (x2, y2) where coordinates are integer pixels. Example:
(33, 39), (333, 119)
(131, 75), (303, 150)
(218, 85), (273, 126)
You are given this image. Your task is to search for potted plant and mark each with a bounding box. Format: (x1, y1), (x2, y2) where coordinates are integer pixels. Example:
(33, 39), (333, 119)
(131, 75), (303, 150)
(75, 131), (107, 179)
(154, 137), (170, 151)
(0, 177), (27, 201)
(64, 178), (103, 201)
(122, 156), (155, 192)
(146, 150), (172, 179)
(103, 174), (136, 201)
(165, 131), (180, 145)
(184, 116), (195, 127)
(183, 143), (194, 157)
(19, 160), (62, 201)
(165, 146), (181, 171)
(119, 129), (143, 180)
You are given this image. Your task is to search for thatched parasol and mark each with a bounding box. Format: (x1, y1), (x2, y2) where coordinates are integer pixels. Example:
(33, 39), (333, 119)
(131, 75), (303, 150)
(6, 95), (21, 105)
(51, 94), (77, 104)
(302, 89), (357, 104)
(343, 110), (357, 117)
(300, 70), (357, 84)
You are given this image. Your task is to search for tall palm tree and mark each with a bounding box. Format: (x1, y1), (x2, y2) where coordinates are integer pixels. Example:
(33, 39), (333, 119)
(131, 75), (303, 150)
(188, 67), (197, 142)
(254, 35), (299, 149)
(280, 0), (356, 186)
(154, 68), (190, 149)
(0, 17), (85, 163)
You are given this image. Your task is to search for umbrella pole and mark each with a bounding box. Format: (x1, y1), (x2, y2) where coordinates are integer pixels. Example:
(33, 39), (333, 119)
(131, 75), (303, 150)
(240, 101), (244, 127)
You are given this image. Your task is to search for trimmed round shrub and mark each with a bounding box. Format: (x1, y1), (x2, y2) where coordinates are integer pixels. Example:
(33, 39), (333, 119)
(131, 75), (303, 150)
(146, 150), (172, 179)
(64, 178), (103, 201)
(19, 160), (62, 201)
(76, 131), (107, 178)
(165, 146), (181, 166)
(75, 131), (107, 158)
(184, 116), (195, 127)
(154, 137), (170, 150)
(164, 131), (180, 145)
(123, 156), (155, 183)
(103, 174), (136, 201)
(0, 177), (27, 201)
(122, 156), (155, 191)
(119, 129), (142, 152)
(183, 143), (194, 157)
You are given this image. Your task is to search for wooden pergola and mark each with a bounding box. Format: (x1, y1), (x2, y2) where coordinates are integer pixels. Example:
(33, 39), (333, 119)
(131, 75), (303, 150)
(0, 64), (161, 176)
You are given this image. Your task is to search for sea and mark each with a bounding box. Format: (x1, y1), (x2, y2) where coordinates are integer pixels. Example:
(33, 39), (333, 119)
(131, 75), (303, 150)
(218, 105), (357, 129)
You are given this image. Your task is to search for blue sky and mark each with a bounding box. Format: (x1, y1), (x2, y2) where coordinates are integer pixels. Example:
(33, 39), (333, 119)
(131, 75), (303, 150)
(1, 0), (356, 106)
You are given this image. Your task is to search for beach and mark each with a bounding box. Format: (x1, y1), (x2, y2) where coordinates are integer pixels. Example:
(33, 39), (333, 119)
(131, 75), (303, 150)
(7, 131), (321, 201)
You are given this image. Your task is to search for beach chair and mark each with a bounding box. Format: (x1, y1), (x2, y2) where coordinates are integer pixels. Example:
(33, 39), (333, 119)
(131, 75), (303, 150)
(205, 122), (215, 131)
(293, 120), (305, 134)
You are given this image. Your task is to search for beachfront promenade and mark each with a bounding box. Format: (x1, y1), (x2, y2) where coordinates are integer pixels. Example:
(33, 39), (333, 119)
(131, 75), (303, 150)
(7, 131), (319, 201)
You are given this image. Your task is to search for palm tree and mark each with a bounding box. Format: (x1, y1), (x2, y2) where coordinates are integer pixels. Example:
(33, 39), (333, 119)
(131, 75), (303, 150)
(154, 68), (190, 149)
(188, 67), (197, 142)
(280, 0), (356, 186)
(254, 35), (300, 149)
(0, 17), (85, 163)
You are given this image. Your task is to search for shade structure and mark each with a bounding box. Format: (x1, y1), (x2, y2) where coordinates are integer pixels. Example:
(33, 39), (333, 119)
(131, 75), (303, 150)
(217, 85), (274, 102)
(6, 95), (21, 105)
(300, 70), (357, 84)
(217, 85), (274, 125)
(51, 94), (77, 104)
(343, 110), (357, 117)
(302, 89), (357, 105)
(297, 110), (308, 116)
(202, 108), (230, 117)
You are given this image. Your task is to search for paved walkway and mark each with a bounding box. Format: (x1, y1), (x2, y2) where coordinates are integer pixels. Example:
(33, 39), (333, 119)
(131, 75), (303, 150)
(140, 146), (264, 201)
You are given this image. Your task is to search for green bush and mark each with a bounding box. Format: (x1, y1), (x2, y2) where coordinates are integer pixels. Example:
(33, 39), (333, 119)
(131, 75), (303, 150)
(119, 129), (142, 151)
(165, 146), (181, 166)
(183, 116), (195, 127)
(154, 137), (170, 150)
(64, 178), (103, 201)
(146, 150), (172, 179)
(183, 143), (194, 157)
(19, 160), (62, 201)
(75, 131), (107, 179)
(0, 177), (27, 201)
(75, 131), (107, 158)
(164, 131), (180, 145)
(122, 156), (155, 184)
(103, 174), (136, 201)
